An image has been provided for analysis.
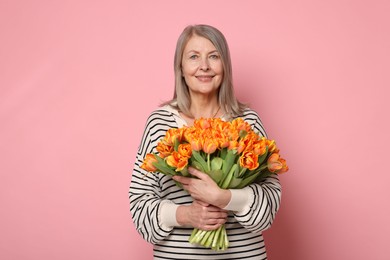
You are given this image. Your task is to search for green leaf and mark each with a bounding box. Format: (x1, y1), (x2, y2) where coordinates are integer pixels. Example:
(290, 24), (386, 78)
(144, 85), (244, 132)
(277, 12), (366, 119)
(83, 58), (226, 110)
(255, 169), (275, 183)
(220, 148), (227, 159)
(237, 166), (247, 177)
(222, 150), (237, 175)
(173, 138), (179, 151)
(220, 164), (238, 189)
(240, 166), (260, 179)
(235, 171), (261, 188)
(209, 169), (223, 183)
(180, 167), (189, 177)
(257, 146), (269, 165)
(228, 176), (242, 188)
(211, 157), (223, 170)
(192, 150), (208, 173)
(191, 160), (205, 173)
(153, 156), (176, 175)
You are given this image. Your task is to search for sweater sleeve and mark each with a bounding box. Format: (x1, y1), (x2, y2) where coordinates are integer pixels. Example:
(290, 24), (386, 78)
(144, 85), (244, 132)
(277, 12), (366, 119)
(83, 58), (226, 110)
(233, 176), (281, 233)
(129, 111), (176, 244)
(232, 109), (282, 233)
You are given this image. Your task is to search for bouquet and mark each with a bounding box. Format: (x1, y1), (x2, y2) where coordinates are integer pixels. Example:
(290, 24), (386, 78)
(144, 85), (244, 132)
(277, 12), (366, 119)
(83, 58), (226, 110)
(141, 117), (288, 250)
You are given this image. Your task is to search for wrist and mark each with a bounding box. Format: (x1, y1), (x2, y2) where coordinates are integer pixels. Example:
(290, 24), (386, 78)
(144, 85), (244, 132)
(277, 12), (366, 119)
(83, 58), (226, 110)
(215, 188), (231, 209)
(176, 205), (190, 226)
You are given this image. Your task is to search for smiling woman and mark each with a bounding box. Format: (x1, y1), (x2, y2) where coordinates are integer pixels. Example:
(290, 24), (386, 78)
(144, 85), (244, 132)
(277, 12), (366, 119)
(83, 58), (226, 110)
(181, 35), (223, 99)
(129, 24), (281, 260)
(170, 25), (243, 122)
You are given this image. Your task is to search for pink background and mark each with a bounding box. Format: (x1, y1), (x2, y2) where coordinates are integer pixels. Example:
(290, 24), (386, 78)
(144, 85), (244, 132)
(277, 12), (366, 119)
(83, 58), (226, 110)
(1, 0), (389, 259)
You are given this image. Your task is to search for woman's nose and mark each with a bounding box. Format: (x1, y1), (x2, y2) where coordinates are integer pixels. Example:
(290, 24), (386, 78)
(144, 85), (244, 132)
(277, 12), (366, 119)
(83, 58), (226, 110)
(199, 58), (210, 71)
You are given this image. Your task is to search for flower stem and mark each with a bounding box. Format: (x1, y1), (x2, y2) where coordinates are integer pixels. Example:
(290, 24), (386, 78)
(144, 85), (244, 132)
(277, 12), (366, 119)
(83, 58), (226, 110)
(207, 153), (211, 172)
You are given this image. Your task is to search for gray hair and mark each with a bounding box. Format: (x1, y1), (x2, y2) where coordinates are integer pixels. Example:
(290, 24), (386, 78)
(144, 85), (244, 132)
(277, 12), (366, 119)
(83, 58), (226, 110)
(164, 24), (246, 118)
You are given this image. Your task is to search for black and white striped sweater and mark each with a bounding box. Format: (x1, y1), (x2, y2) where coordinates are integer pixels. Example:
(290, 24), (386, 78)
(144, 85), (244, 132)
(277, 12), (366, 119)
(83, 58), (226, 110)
(129, 105), (281, 260)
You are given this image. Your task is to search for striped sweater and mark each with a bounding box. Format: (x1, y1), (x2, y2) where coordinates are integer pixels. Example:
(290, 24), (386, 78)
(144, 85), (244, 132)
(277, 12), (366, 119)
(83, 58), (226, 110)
(129, 105), (281, 260)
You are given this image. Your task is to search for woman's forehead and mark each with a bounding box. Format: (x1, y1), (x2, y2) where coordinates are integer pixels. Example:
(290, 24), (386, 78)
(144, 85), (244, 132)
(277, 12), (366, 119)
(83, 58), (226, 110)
(183, 35), (217, 53)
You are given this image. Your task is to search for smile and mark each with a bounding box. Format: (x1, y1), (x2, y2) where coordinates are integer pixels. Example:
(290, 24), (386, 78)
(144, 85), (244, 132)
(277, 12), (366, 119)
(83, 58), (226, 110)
(196, 75), (214, 82)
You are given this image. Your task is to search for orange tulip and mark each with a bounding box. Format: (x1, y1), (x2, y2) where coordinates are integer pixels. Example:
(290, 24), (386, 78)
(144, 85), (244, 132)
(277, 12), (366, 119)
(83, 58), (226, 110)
(163, 129), (176, 146)
(231, 118), (252, 132)
(226, 129), (239, 142)
(178, 143), (192, 158)
(265, 139), (279, 154)
(202, 138), (219, 154)
(166, 151), (189, 171)
(277, 157), (289, 174)
(190, 138), (203, 152)
(228, 140), (239, 150)
(237, 140), (247, 154)
(267, 153), (283, 173)
(183, 127), (196, 142)
(178, 127), (188, 142)
(176, 157), (188, 172)
(194, 118), (211, 130)
(211, 129), (229, 149)
(217, 135), (230, 149)
(211, 118), (228, 132)
(253, 139), (267, 156)
(239, 151), (259, 170)
(186, 132), (203, 151)
(156, 142), (173, 158)
(238, 134), (255, 153)
(163, 128), (186, 146)
(141, 153), (158, 172)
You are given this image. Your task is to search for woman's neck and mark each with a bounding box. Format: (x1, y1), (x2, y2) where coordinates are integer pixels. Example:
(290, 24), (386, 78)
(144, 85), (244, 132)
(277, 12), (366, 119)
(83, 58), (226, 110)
(178, 94), (223, 126)
(189, 96), (220, 119)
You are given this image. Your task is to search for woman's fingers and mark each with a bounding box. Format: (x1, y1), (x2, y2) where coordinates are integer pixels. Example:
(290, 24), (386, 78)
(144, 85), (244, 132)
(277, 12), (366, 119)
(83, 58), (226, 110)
(186, 200), (228, 231)
(172, 175), (191, 185)
(196, 200), (210, 207)
(173, 168), (230, 208)
(188, 167), (208, 179)
(173, 170), (223, 206)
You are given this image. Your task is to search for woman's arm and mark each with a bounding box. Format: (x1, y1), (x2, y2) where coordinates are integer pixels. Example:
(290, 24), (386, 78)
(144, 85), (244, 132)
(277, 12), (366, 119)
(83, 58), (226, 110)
(130, 110), (228, 244)
(232, 109), (281, 232)
(129, 111), (176, 244)
(173, 109), (282, 233)
(176, 200), (227, 231)
(173, 167), (282, 233)
(232, 175), (281, 233)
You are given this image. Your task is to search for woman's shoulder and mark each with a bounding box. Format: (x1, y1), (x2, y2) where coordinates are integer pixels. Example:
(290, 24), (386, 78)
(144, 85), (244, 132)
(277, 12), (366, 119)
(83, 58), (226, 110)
(235, 107), (261, 121)
(148, 105), (175, 117)
(143, 105), (178, 129)
(238, 107), (267, 137)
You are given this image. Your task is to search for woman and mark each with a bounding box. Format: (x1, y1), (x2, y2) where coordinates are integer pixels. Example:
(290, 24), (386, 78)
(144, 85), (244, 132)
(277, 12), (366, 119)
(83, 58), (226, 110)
(130, 24), (281, 259)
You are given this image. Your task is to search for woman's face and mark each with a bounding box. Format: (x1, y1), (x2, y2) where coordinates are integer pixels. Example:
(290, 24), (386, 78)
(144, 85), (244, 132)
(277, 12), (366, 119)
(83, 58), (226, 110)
(181, 35), (223, 97)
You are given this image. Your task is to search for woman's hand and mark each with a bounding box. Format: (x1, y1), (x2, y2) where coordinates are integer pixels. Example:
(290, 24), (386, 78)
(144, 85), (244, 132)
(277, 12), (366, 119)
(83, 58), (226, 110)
(173, 167), (231, 208)
(176, 200), (228, 231)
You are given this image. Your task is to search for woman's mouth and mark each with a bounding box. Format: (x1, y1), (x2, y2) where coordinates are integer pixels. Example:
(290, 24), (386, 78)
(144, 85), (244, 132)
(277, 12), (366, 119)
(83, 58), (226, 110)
(196, 75), (214, 82)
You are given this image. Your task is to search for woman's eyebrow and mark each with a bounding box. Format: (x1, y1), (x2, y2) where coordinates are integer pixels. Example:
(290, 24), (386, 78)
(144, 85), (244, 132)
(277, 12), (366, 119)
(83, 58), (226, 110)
(186, 49), (218, 54)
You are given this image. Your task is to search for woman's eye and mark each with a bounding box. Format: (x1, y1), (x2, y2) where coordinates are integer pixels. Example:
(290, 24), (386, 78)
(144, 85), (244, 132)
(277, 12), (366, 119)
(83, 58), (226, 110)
(189, 55), (198, 59)
(210, 54), (219, 59)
